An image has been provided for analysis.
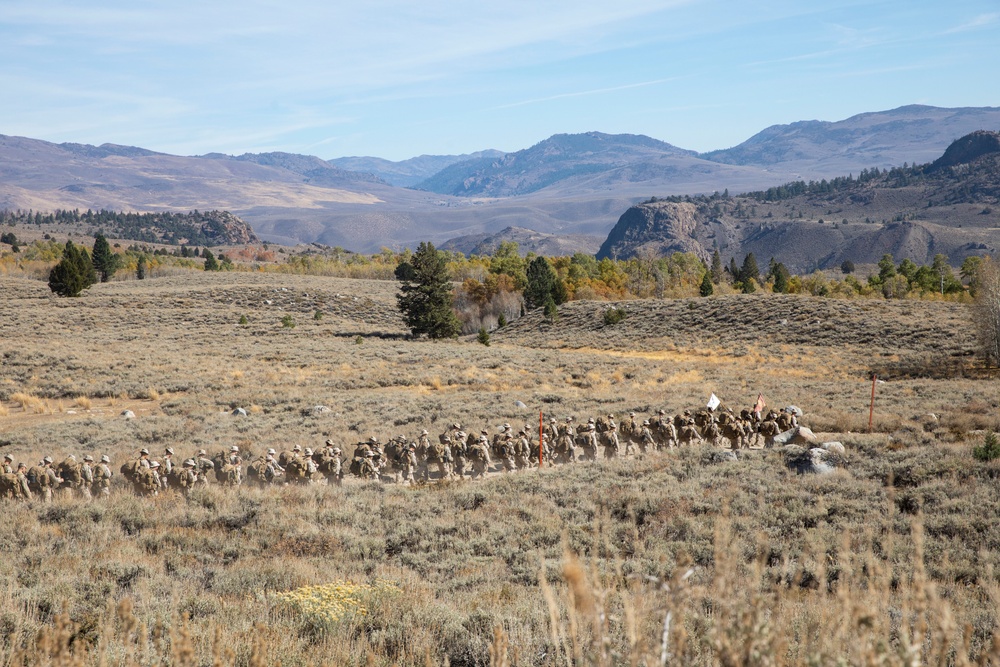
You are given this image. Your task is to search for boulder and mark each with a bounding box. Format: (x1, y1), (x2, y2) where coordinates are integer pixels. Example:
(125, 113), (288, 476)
(772, 426), (818, 446)
(514, 400), (528, 409)
(121, 410), (136, 420)
(705, 450), (738, 464)
(312, 405), (331, 414)
(231, 408), (248, 417)
(785, 446), (836, 475)
(821, 441), (845, 455)
(783, 405), (804, 417)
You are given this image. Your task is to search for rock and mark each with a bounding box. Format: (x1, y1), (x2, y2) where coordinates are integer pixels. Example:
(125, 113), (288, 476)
(231, 408), (248, 417)
(784, 405), (803, 417)
(821, 441), (846, 454)
(705, 450), (738, 464)
(312, 405), (331, 414)
(786, 446), (835, 475)
(514, 400), (528, 409)
(772, 426), (818, 446)
(121, 410), (136, 420)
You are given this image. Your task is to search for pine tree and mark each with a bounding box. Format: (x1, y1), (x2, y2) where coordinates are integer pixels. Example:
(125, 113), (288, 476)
(711, 249), (723, 284)
(396, 241), (461, 339)
(91, 233), (119, 283)
(739, 253), (760, 286)
(136, 255), (147, 280)
(699, 271), (714, 297)
(48, 240), (94, 297)
(204, 250), (220, 271)
(727, 257), (739, 282)
(524, 256), (558, 310)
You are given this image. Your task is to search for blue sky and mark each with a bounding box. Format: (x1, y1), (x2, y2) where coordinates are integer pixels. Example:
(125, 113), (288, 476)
(1, 0), (997, 161)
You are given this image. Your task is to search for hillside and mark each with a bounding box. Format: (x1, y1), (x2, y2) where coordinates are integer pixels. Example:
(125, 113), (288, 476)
(598, 132), (1000, 270)
(702, 104), (1000, 176)
(1, 271), (999, 664)
(414, 132), (706, 197)
(2, 105), (999, 254)
(330, 150), (505, 187)
(439, 225), (602, 257)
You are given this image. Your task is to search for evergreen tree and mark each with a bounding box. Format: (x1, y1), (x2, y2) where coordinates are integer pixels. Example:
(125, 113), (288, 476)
(91, 233), (119, 283)
(711, 249), (723, 284)
(204, 250), (220, 271)
(699, 271), (714, 297)
(524, 256), (558, 310)
(739, 253), (760, 286)
(727, 257), (739, 282)
(396, 241), (461, 339)
(137, 255), (147, 280)
(47, 240), (94, 297)
(773, 266), (789, 293)
(841, 260), (855, 274)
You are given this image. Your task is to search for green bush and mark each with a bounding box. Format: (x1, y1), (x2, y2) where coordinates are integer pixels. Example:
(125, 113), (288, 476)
(281, 315), (295, 329)
(603, 307), (627, 326)
(477, 327), (490, 347)
(973, 432), (1000, 462)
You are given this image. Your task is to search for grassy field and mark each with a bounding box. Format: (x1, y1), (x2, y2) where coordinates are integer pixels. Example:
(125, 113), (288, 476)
(1, 271), (999, 666)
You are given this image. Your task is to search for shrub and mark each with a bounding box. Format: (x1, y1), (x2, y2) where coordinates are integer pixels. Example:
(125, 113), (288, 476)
(477, 327), (490, 346)
(603, 307), (627, 325)
(281, 315), (295, 329)
(973, 432), (1000, 462)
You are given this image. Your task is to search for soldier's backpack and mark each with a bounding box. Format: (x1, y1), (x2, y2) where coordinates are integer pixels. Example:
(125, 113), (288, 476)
(120, 458), (143, 482)
(278, 450), (298, 469)
(471, 444), (489, 462)
(427, 442), (444, 463)
(26, 465), (47, 492)
(58, 458), (83, 488)
(285, 456), (308, 480)
(133, 466), (158, 494)
(166, 467), (187, 490)
(246, 458), (267, 484)
(0, 473), (19, 499)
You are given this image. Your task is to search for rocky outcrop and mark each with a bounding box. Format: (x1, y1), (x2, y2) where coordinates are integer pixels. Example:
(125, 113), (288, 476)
(927, 131), (1000, 172)
(596, 201), (708, 261)
(199, 211), (261, 245)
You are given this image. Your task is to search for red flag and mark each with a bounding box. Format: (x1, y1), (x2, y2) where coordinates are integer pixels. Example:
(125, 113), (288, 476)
(754, 393), (766, 415)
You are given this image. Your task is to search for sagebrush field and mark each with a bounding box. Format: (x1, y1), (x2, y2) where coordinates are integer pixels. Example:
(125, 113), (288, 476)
(1, 271), (999, 666)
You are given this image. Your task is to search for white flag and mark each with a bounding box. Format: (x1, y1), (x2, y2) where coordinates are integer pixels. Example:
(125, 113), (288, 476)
(707, 393), (721, 411)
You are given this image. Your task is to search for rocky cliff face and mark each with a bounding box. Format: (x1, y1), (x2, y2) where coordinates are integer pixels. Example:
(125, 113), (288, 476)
(199, 211), (261, 245)
(596, 201), (708, 261)
(927, 130), (1000, 172)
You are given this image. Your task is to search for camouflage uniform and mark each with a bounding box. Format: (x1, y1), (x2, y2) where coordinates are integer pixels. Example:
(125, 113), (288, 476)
(513, 432), (532, 471)
(638, 422), (655, 454)
(79, 456), (94, 499)
(16, 464), (32, 500)
(2, 455), (13, 475)
(415, 430), (432, 482)
(580, 422), (599, 461)
(451, 434), (468, 478)
(556, 418), (576, 464)
(44, 458), (62, 502)
(469, 437), (491, 479)
(499, 435), (517, 472)
(398, 445), (417, 484)
(196, 450), (215, 485)
(94, 456), (113, 497)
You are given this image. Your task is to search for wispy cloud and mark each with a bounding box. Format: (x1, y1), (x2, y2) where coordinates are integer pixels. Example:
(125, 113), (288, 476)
(944, 12), (999, 34)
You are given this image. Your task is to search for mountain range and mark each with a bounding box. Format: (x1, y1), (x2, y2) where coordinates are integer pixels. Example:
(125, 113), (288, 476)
(0, 105), (998, 256)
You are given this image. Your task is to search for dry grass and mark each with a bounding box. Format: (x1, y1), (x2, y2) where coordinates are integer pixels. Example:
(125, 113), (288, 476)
(0, 270), (997, 665)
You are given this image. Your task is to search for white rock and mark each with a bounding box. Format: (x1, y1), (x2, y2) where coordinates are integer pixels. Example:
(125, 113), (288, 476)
(122, 410), (136, 420)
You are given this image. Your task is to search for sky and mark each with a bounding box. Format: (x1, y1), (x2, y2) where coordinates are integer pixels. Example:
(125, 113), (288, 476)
(1, 0), (998, 161)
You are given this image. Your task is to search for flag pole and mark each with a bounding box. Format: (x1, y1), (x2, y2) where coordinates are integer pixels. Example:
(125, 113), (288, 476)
(868, 374), (877, 433)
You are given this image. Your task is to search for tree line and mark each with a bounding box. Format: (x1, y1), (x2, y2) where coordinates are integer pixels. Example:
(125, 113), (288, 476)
(0, 208), (240, 246)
